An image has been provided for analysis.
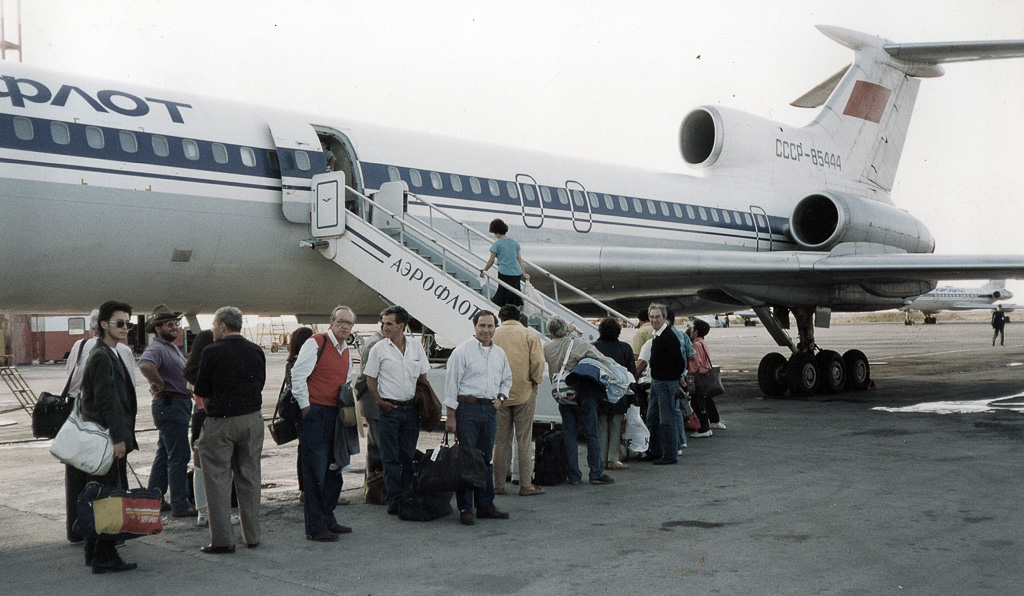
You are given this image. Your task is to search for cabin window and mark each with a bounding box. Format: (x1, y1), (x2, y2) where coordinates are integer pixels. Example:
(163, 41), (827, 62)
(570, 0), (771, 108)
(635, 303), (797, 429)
(431, 171), (443, 190)
(506, 181), (518, 199)
(295, 150), (311, 171)
(13, 117), (33, 140)
(603, 194), (614, 210)
(646, 200), (656, 215)
(632, 198), (643, 213)
(710, 209), (719, 223)
(588, 192), (600, 208)
(556, 188), (569, 205)
(182, 139), (199, 161)
(153, 135), (170, 157)
(572, 190), (585, 207)
(212, 143), (229, 164)
(686, 205), (695, 219)
(618, 196), (629, 211)
(699, 207), (707, 221)
(541, 187), (552, 203)
(488, 179), (500, 197)
(409, 169), (423, 187)
(388, 166), (401, 182)
(68, 317), (86, 336)
(672, 204), (682, 218)
(470, 177), (482, 194)
(50, 122), (70, 145)
(522, 184), (536, 203)
(450, 174), (463, 192)
(660, 202), (670, 217)
(240, 147), (256, 167)
(86, 126), (104, 149)
(744, 213), (753, 227)
(722, 210), (731, 224)
(119, 131), (138, 153)
(756, 214), (767, 229)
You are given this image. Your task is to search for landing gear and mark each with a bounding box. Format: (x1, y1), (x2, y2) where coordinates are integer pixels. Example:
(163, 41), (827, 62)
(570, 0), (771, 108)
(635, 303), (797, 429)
(751, 304), (872, 398)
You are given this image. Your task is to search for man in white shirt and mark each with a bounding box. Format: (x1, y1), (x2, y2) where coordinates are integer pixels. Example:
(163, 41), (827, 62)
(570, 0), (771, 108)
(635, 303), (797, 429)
(362, 306), (430, 515)
(445, 310), (513, 526)
(289, 305), (357, 542)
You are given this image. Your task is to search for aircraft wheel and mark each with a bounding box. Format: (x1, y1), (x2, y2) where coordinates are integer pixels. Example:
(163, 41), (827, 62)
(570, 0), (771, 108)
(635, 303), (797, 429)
(757, 353), (788, 397)
(786, 352), (820, 397)
(924, 316), (936, 324)
(815, 350), (846, 394)
(843, 349), (870, 391)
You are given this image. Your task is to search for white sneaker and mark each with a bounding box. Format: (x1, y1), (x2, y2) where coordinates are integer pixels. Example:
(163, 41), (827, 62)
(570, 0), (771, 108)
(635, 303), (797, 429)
(196, 512), (208, 527)
(691, 430), (713, 438)
(711, 422), (727, 430)
(231, 513), (240, 525)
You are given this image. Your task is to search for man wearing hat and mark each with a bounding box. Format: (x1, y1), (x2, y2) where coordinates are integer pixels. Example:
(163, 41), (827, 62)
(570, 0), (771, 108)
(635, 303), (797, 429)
(139, 304), (196, 517)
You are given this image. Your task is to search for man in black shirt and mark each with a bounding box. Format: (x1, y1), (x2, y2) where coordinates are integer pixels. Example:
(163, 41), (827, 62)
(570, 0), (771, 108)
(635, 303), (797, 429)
(194, 306), (266, 554)
(992, 305), (1007, 347)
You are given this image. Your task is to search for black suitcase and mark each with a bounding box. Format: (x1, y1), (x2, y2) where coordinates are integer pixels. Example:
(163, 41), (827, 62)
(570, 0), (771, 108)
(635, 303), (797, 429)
(533, 430), (569, 486)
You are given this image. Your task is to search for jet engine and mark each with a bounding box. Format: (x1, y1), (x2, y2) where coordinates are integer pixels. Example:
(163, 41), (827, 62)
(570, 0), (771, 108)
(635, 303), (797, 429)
(679, 106), (806, 169)
(789, 192), (935, 254)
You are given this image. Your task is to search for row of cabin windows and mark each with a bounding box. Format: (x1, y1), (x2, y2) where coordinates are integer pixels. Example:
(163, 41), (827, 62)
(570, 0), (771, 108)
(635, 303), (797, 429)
(10, 116), (313, 173)
(387, 165), (767, 229)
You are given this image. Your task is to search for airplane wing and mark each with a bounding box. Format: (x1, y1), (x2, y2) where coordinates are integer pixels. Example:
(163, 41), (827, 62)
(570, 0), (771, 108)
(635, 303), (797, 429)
(536, 247), (1024, 287)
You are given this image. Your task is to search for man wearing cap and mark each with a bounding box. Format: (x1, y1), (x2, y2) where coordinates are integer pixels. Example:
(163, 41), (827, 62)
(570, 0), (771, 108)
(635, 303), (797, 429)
(140, 304), (196, 517)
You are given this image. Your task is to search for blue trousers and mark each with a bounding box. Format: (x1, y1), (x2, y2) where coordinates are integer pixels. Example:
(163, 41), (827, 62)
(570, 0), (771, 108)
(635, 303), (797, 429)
(648, 379), (680, 460)
(455, 402), (497, 512)
(559, 396), (604, 482)
(379, 403), (420, 512)
(299, 404), (343, 535)
(148, 397), (192, 512)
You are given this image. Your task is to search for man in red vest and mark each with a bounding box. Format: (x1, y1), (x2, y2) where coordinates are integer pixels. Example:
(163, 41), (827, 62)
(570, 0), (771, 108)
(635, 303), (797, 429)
(290, 306), (357, 542)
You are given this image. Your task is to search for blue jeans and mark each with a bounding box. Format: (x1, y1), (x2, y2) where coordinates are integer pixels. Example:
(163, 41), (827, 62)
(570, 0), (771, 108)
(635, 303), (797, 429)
(648, 379), (680, 460)
(379, 403), (420, 512)
(455, 402), (497, 512)
(558, 397), (604, 482)
(299, 404), (343, 535)
(148, 397), (193, 511)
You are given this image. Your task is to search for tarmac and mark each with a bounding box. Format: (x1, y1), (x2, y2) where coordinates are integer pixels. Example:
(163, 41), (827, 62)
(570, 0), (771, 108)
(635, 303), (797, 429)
(1, 321), (1023, 595)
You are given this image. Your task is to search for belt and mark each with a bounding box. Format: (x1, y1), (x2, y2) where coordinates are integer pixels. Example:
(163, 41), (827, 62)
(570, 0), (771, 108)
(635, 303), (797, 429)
(382, 398), (414, 407)
(457, 395), (494, 405)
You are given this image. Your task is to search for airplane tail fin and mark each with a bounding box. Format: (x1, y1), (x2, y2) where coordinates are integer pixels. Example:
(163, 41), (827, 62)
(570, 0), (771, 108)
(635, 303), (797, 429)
(794, 26), (1024, 193)
(982, 280), (1007, 290)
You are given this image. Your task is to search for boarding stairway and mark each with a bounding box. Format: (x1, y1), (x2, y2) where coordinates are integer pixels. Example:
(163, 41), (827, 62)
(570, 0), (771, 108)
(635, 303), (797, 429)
(301, 173), (633, 346)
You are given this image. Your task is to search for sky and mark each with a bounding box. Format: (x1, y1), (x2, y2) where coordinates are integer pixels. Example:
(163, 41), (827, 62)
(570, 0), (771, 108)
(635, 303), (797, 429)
(7, 0), (1024, 299)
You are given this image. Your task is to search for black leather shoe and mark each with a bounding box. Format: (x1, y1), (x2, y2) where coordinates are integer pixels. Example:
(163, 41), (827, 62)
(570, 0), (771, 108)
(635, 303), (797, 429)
(328, 523), (352, 534)
(652, 458), (678, 466)
(476, 507), (510, 520)
(460, 510), (475, 525)
(246, 542), (259, 549)
(92, 557), (138, 574)
(306, 530), (339, 542)
(200, 544), (236, 554)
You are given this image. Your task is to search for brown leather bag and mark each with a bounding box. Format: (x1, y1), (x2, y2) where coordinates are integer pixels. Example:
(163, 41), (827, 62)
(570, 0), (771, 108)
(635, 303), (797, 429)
(413, 377), (442, 432)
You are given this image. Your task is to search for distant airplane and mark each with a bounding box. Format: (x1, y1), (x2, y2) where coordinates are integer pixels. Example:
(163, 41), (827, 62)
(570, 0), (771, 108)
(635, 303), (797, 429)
(900, 280), (1018, 324)
(1, 26), (1024, 400)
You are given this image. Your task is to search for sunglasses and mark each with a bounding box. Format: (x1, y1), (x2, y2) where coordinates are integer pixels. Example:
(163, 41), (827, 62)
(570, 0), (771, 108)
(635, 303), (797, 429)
(109, 320), (135, 329)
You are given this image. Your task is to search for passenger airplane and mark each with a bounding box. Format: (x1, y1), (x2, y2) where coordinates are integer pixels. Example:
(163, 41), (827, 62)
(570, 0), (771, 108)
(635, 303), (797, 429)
(900, 280), (1017, 324)
(1, 26), (1023, 398)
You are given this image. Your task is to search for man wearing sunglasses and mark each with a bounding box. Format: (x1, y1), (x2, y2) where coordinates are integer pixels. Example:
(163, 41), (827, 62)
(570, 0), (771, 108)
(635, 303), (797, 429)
(139, 304), (196, 518)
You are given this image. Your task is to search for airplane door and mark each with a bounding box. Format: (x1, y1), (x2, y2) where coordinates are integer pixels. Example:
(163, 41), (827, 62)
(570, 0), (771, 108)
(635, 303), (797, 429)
(516, 174), (544, 229)
(750, 206), (772, 251)
(268, 120), (325, 224)
(311, 171), (346, 237)
(565, 180), (592, 233)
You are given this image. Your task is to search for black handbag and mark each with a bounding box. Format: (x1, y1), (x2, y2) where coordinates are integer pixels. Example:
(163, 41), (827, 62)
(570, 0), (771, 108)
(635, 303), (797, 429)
(399, 451), (453, 521)
(268, 378), (299, 446)
(417, 432), (488, 494)
(33, 362), (76, 439)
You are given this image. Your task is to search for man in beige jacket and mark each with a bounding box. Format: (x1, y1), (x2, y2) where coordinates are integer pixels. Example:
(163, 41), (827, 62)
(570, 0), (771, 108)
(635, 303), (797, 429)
(491, 305), (546, 496)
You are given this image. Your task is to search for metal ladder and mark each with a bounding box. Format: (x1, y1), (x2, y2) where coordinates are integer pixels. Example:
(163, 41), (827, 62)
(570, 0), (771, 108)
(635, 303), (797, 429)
(0, 360), (37, 416)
